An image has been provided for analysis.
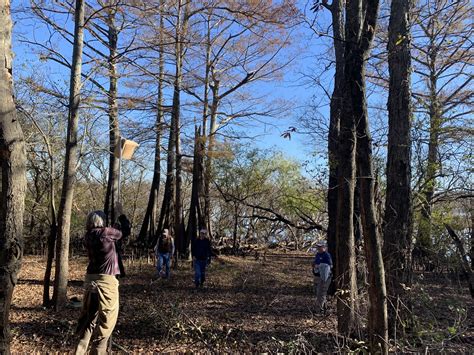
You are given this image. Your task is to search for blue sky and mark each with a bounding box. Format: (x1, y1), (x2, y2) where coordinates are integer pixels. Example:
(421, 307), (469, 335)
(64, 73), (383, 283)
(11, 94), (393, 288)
(11, 0), (335, 173)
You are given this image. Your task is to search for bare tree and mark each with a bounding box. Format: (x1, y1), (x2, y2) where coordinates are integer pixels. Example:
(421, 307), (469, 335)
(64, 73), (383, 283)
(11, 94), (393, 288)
(52, 0), (85, 310)
(384, 0), (413, 336)
(318, 0), (345, 281)
(137, 0), (165, 246)
(102, 0), (122, 225)
(412, 0), (473, 255)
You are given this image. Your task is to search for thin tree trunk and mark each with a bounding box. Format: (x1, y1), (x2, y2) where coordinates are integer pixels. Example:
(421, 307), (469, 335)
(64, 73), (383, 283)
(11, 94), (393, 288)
(104, 5), (120, 226)
(29, 105), (58, 307)
(201, 13), (212, 237)
(356, 82), (388, 352)
(173, 0), (185, 256)
(0, 0), (27, 351)
(384, 0), (413, 337)
(204, 78), (220, 239)
(139, 2), (164, 246)
(43, 155), (57, 307)
(416, 44), (440, 260)
(28, 170), (43, 238)
(324, 0), (344, 284)
(335, 54), (358, 336)
(185, 126), (205, 255)
(156, 117), (175, 247)
(52, 0), (85, 310)
(232, 203), (239, 253)
(417, 109), (439, 250)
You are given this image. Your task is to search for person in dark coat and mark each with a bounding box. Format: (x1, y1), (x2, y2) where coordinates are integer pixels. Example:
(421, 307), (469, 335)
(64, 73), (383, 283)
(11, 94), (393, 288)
(75, 210), (123, 354)
(192, 228), (212, 289)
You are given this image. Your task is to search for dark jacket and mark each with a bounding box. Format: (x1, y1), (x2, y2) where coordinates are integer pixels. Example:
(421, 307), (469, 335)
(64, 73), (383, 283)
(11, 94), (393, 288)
(314, 251), (333, 266)
(85, 227), (122, 276)
(192, 238), (212, 261)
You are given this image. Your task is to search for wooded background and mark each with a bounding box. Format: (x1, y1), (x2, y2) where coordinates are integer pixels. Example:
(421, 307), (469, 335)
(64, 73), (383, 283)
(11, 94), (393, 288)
(0, 0), (472, 353)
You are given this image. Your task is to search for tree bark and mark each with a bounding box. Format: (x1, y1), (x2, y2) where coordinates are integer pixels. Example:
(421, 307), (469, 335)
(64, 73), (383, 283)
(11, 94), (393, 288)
(203, 77), (220, 240)
(356, 85), (388, 353)
(337, 0), (388, 349)
(348, 0), (387, 349)
(335, 48), (358, 336)
(416, 65), (440, 256)
(156, 116), (175, 247)
(185, 126), (205, 254)
(52, 0), (85, 310)
(173, 0), (186, 256)
(104, 4), (121, 226)
(201, 13), (212, 238)
(384, 0), (413, 337)
(43, 154), (57, 307)
(139, 1), (164, 247)
(0, 1), (27, 351)
(324, 0), (344, 284)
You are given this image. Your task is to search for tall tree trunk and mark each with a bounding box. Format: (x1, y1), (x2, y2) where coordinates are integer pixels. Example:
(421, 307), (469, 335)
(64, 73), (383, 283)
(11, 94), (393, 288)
(356, 79), (388, 353)
(156, 116), (175, 247)
(416, 66), (440, 256)
(185, 126), (205, 254)
(335, 54), (358, 336)
(139, 2), (164, 246)
(203, 77), (220, 239)
(337, 0), (387, 348)
(0, 0), (27, 351)
(104, 5), (120, 226)
(52, 0), (85, 310)
(201, 15), (212, 236)
(384, 0), (413, 337)
(173, 0), (185, 256)
(324, 0), (344, 284)
(347, 0), (387, 348)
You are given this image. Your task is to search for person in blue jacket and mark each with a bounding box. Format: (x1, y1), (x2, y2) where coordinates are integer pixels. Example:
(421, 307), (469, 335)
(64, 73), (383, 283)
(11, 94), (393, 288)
(312, 241), (333, 312)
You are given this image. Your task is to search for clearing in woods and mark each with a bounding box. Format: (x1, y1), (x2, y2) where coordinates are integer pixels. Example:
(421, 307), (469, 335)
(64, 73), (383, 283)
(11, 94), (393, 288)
(10, 254), (474, 352)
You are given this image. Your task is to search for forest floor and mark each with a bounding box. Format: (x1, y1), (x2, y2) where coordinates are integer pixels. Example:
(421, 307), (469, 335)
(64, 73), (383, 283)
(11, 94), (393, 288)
(10, 254), (474, 353)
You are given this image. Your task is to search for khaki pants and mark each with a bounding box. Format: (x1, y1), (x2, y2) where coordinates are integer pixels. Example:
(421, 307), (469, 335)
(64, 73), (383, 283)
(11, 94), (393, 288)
(75, 274), (119, 355)
(314, 274), (331, 312)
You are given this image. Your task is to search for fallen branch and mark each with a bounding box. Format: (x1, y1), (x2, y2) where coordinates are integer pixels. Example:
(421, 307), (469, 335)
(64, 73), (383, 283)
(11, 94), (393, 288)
(214, 182), (325, 232)
(444, 224), (474, 298)
(112, 340), (130, 353)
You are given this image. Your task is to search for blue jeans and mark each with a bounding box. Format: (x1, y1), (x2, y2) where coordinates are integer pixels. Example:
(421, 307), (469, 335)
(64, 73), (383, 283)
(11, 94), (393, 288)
(157, 252), (171, 278)
(194, 260), (207, 287)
